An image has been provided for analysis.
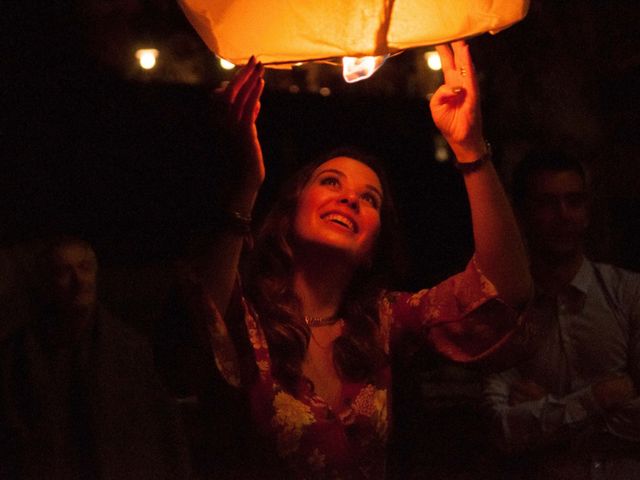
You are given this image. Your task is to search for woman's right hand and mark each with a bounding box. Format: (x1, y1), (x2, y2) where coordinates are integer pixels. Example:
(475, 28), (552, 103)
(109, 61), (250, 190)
(216, 56), (266, 194)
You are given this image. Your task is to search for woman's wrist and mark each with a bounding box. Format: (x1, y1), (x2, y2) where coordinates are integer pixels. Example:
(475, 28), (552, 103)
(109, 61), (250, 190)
(454, 142), (492, 174)
(218, 209), (252, 234)
(450, 138), (490, 163)
(226, 179), (261, 212)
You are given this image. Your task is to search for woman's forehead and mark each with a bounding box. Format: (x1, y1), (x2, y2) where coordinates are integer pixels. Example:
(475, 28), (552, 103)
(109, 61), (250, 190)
(312, 156), (382, 188)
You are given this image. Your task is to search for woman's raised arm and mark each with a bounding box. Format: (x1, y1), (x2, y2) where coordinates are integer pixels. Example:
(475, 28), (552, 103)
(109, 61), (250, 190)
(430, 41), (531, 308)
(189, 57), (265, 318)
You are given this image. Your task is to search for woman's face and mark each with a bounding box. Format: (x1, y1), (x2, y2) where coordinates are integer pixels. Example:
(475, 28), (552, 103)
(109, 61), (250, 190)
(293, 156), (383, 263)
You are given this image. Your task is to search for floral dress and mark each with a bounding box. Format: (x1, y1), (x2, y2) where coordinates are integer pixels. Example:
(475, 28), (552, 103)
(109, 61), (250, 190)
(199, 257), (522, 479)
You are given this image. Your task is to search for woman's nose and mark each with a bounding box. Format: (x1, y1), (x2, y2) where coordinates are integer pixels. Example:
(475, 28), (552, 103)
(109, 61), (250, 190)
(339, 192), (359, 211)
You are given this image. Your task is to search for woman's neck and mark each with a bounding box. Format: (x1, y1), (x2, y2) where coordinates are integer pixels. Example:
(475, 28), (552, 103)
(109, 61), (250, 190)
(292, 246), (354, 319)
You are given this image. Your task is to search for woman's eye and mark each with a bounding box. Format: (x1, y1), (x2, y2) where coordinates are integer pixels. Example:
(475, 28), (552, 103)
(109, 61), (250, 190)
(320, 176), (340, 187)
(362, 193), (379, 209)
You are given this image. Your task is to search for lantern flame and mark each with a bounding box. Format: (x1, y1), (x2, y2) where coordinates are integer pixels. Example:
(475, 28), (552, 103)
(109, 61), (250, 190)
(219, 58), (236, 70)
(342, 55), (388, 83)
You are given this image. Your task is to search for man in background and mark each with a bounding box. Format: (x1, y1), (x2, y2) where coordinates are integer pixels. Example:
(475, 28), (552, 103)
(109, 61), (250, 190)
(482, 149), (640, 479)
(0, 235), (190, 479)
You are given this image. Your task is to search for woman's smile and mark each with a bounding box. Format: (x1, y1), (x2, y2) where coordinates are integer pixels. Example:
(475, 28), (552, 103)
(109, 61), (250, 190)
(321, 211), (358, 233)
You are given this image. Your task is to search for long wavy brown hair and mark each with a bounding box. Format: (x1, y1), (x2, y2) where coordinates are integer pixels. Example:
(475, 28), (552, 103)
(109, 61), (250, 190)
(244, 147), (406, 392)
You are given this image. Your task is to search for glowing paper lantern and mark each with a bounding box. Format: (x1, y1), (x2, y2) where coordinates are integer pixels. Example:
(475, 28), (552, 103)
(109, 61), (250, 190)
(179, 0), (528, 81)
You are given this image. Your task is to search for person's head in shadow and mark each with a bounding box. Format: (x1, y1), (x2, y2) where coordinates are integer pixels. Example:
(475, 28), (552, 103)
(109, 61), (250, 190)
(33, 235), (99, 337)
(512, 148), (590, 266)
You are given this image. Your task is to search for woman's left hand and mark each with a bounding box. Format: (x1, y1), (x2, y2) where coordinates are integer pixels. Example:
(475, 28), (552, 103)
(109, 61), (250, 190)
(429, 40), (487, 162)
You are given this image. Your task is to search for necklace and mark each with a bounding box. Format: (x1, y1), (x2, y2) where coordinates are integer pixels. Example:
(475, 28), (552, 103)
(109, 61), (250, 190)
(304, 314), (341, 328)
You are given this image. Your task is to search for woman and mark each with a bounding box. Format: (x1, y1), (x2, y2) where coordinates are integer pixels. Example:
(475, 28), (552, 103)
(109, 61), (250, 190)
(187, 41), (531, 479)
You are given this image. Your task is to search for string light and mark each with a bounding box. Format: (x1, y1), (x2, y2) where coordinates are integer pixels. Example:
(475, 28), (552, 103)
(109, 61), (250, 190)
(135, 49), (159, 70)
(425, 51), (442, 71)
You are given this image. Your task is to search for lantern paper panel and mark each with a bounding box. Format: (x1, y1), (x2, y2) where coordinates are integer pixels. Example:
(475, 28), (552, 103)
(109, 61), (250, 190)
(179, 0), (529, 67)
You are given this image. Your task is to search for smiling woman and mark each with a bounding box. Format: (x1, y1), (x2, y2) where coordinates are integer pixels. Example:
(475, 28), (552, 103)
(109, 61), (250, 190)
(294, 156), (384, 265)
(180, 42), (533, 479)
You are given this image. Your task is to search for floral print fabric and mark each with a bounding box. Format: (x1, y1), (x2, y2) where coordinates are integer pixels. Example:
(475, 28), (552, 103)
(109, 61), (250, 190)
(204, 256), (521, 479)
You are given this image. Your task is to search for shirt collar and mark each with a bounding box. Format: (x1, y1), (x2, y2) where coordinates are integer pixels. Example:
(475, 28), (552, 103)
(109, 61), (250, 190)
(568, 256), (593, 295)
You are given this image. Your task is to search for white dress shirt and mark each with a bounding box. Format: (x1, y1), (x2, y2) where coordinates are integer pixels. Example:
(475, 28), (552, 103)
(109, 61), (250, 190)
(483, 257), (640, 478)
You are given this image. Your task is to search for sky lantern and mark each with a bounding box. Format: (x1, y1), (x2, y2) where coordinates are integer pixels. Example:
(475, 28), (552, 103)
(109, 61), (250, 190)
(179, 0), (529, 82)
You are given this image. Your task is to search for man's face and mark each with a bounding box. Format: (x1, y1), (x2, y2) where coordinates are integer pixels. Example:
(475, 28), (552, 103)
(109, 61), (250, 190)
(48, 242), (98, 314)
(521, 170), (589, 260)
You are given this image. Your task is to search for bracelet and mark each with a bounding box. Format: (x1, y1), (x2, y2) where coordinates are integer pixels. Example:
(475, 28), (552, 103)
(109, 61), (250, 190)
(454, 142), (492, 174)
(218, 210), (252, 235)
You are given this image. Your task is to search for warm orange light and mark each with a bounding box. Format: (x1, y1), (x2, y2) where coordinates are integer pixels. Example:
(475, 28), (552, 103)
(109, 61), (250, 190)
(179, 0), (529, 81)
(342, 55), (388, 83)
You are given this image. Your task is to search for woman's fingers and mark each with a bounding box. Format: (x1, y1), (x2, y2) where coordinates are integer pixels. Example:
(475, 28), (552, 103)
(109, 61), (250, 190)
(435, 43), (455, 84)
(230, 62), (264, 125)
(431, 84), (466, 104)
(436, 40), (477, 99)
(242, 73), (265, 127)
(224, 55), (257, 105)
(451, 40), (478, 104)
(451, 41), (472, 73)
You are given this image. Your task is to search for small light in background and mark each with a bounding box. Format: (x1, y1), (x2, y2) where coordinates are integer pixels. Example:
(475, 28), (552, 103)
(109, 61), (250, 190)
(424, 51), (442, 71)
(135, 49), (159, 70)
(319, 87), (331, 97)
(434, 134), (450, 162)
(219, 58), (235, 70)
(288, 84), (300, 94)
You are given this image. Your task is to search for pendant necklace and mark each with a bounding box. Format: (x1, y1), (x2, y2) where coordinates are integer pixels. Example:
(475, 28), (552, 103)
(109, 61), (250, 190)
(304, 314), (344, 350)
(304, 314), (342, 328)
